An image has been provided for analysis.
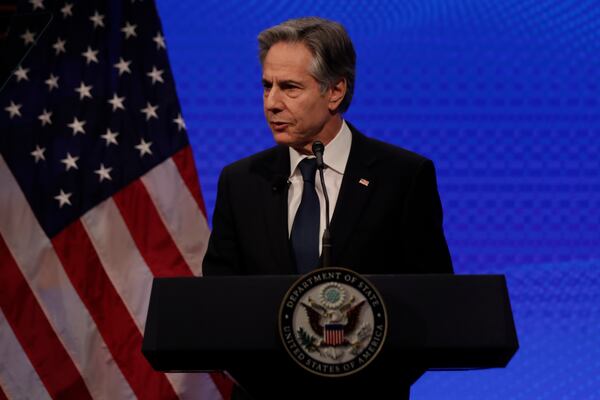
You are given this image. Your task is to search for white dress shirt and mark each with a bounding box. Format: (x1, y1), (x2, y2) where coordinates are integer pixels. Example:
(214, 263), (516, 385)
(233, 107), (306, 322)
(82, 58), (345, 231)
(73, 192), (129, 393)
(287, 120), (352, 253)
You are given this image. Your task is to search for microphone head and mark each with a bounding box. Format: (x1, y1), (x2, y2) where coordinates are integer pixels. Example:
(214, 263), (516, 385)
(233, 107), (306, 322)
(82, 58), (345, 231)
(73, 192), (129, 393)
(312, 141), (324, 156)
(312, 141), (325, 169)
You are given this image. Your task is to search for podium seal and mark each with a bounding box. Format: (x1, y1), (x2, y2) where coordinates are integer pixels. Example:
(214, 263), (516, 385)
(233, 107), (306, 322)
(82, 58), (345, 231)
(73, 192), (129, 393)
(278, 267), (388, 377)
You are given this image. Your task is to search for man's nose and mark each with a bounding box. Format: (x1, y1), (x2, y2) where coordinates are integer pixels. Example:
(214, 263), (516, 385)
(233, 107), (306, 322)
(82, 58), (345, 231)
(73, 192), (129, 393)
(264, 87), (284, 112)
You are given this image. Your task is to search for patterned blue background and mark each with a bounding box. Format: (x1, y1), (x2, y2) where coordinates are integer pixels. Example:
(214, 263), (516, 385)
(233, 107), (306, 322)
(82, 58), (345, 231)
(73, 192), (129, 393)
(155, 0), (600, 398)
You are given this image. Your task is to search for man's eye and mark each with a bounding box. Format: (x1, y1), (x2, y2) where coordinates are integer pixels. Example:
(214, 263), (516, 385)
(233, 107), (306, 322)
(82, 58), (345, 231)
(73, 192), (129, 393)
(285, 86), (300, 95)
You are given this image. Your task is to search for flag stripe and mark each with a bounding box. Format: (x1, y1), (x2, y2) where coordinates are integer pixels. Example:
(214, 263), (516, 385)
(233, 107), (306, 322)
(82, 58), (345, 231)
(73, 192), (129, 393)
(172, 146), (208, 217)
(51, 220), (179, 400)
(208, 372), (235, 400)
(80, 198), (155, 333)
(0, 156), (136, 400)
(166, 372), (224, 400)
(142, 155), (210, 277)
(113, 179), (193, 277)
(80, 183), (227, 400)
(114, 162), (234, 399)
(142, 153), (235, 398)
(0, 308), (52, 400)
(0, 235), (92, 399)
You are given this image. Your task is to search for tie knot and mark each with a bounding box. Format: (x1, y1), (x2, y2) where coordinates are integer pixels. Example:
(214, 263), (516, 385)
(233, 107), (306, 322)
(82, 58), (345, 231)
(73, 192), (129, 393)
(298, 157), (318, 183)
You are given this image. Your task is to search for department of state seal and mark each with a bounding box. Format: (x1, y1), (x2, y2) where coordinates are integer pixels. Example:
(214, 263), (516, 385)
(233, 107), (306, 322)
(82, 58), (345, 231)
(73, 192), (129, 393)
(278, 267), (388, 377)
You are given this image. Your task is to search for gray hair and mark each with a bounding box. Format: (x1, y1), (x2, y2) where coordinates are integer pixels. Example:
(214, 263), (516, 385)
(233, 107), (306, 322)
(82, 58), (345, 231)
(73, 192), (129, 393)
(258, 17), (356, 113)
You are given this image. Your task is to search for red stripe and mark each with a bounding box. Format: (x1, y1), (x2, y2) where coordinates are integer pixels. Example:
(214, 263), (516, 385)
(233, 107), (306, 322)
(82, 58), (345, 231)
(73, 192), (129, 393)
(51, 221), (178, 400)
(0, 382), (7, 400)
(0, 235), (92, 399)
(172, 146), (208, 217)
(113, 179), (192, 277)
(209, 372), (234, 400)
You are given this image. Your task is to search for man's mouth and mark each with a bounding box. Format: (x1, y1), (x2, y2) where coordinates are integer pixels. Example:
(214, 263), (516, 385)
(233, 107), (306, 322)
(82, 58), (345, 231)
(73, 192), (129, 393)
(270, 121), (290, 131)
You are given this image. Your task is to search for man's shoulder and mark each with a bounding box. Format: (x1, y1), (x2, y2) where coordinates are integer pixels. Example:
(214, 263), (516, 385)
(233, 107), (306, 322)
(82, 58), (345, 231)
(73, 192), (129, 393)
(366, 135), (429, 162)
(221, 144), (287, 178)
(349, 124), (432, 170)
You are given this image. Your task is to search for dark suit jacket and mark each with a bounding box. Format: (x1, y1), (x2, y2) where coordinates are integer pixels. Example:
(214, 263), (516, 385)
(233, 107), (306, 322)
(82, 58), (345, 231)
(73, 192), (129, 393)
(203, 123), (453, 276)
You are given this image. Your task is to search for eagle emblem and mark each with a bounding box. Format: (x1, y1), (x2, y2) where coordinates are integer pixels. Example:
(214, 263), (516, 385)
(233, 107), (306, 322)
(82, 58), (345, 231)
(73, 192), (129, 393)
(279, 268), (387, 376)
(300, 284), (366, 348)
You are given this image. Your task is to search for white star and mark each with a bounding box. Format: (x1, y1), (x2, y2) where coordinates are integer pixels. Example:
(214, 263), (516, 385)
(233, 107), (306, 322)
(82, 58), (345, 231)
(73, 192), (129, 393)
(140, 102), (158, 120)
(29, 0), (44, 10)
(173, 113), (186, 131)
(89, 11), (105, 28)
(113, 57), (131, 76)
(61, 2), (73, 18)
(60, 152), (79, 171)
(45, 73), (59, 91)
(147, 66), (164, 84)
(107, 93), (125, 111)
(82, 46), (99, 64)
(75, 81), (93, 100)
(135, 138), (153, 157)
(121, 22), (137, 39)
(95, 164), (113, 182)
(30, 145), (46, 162)
(5, 101), (22, 118)
(21, 29), (36, 45)
(53, 37), (66, 55)
(54, 189), (72, 208)
(101, 129), (119, 146)
(13, 65), (29, 82)
(38, 109), (52, 126)
(153, 32), (166, 50)
(68, 117), (86, 135)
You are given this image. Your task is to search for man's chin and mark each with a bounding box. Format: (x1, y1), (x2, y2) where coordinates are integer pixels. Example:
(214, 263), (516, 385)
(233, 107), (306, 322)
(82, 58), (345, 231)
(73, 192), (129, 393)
(272, 131), (295, 146)
(272, 132), (311, 153)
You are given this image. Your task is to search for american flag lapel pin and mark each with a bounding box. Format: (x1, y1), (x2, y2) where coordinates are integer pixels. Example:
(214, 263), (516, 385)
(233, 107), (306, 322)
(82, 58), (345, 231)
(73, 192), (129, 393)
(359, 178), (370, 187)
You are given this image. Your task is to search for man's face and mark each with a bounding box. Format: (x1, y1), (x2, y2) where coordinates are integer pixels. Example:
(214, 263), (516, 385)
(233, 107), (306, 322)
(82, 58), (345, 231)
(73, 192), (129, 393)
(262, 42), (335, 151)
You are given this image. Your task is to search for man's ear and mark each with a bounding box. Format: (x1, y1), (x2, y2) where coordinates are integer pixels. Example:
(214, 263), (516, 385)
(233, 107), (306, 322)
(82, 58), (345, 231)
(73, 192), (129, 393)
(328, 79), (347, 112)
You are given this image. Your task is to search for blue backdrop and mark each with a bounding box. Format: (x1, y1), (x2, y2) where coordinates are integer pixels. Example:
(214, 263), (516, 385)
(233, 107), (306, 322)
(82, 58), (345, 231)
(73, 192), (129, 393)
(155, 1), (600, 398)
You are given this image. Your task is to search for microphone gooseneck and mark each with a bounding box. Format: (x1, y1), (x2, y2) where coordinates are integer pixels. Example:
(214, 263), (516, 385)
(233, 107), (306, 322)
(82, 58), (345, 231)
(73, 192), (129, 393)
(312, 141), (332, 268)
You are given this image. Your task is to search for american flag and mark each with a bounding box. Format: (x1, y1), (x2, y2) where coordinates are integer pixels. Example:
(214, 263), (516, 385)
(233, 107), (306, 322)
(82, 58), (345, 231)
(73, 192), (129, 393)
(0, 0), (232, 399)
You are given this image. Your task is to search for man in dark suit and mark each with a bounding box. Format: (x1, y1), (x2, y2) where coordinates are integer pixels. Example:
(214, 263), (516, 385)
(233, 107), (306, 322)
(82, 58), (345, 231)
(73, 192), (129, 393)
(203, 17), (452, 277)
(202, 122), (452, 276)
(202, 16), (453, 399)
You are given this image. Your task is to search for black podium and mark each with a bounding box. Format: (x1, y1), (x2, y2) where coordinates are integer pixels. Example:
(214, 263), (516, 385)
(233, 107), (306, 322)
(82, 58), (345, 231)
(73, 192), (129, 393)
(142, 274), (518, 398)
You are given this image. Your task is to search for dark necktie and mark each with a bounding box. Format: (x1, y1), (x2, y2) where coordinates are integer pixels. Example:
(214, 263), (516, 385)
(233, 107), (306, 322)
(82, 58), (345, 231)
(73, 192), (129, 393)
(290, 158), (320, 274)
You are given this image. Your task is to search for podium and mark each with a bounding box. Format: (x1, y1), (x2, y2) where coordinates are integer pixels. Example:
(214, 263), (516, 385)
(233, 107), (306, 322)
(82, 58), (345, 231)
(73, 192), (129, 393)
(142, 274), (518, 398)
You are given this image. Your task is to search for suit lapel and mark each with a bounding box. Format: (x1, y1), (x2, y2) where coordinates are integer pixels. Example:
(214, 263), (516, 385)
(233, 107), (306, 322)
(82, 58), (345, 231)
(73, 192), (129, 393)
(329, 126), (376, 263)
(252, 146), (296, 274)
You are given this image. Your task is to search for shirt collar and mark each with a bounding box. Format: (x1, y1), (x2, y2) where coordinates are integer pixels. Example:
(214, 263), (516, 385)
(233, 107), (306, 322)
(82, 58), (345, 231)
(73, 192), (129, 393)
(288, 119), (352, 178)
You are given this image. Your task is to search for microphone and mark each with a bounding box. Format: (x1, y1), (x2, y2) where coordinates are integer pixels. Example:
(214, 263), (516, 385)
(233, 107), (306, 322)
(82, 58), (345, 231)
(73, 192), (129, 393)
(312, 141), (332, 268)
(313, 141), (325, 169)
